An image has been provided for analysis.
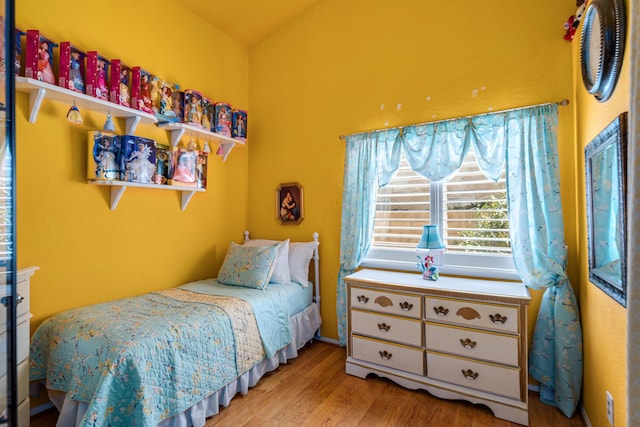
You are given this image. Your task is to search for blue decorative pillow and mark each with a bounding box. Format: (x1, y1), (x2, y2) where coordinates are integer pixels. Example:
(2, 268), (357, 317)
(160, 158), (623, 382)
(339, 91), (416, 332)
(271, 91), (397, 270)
(217, 242), (279, 290)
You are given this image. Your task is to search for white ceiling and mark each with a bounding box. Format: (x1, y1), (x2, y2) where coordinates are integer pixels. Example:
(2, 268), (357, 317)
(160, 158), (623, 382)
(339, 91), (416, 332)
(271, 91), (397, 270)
(174, 0), (319, 47)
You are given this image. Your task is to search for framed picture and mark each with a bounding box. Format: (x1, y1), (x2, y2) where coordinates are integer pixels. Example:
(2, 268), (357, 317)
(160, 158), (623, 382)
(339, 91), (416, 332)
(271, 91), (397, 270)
(276, 182), (304, 225)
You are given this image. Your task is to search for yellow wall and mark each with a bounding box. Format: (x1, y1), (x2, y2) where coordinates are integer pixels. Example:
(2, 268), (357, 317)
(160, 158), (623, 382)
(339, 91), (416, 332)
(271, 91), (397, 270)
(16, 0), (250, 329)
(248, 0), (578, 344)
(574, 1), (630, 425)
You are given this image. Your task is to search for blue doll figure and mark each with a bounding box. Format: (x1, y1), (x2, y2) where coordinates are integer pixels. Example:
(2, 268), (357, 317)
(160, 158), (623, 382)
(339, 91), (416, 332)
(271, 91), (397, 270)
(69, 51), (84, 92)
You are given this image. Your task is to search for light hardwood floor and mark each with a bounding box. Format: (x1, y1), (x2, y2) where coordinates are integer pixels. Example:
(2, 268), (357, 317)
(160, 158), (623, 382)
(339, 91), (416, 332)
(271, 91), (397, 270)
(31, 341), (585, 427)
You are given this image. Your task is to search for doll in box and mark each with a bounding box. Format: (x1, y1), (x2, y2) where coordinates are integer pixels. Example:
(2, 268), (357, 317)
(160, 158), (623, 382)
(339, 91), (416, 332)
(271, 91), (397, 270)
(139, 72), (154, 113)
(170, 147), (197, 186)
(183, 90), (203, 126)
(159, 83), (178, 120)
(122, 136), (157, 183)
(69, 50), (85, 92)
(92, 134), (120, 179)
(94, 57), (109, 100)
(37, 40), (55, 83)
(119, 66), (130, 107)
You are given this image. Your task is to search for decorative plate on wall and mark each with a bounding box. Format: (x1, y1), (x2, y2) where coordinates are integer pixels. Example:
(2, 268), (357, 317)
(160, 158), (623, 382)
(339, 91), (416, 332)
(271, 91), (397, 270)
(579, 0), (626, 102)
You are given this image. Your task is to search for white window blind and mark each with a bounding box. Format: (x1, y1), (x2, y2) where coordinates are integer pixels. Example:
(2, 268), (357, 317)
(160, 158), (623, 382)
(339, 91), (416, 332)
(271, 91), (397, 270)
(365, 147), (516, 279)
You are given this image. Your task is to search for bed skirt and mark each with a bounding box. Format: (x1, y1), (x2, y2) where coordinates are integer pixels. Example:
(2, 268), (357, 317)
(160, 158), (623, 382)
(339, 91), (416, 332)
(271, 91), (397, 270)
(45, 302), (322, 427)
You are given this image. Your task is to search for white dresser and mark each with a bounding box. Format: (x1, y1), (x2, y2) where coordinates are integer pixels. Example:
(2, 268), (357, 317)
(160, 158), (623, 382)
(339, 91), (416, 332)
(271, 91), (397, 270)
(345, 268), (530, 426)
(0, 267), (38, 427)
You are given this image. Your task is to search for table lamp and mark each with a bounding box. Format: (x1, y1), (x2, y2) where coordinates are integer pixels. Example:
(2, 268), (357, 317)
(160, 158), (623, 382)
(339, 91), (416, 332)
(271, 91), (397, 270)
(416, 225), (445, 281)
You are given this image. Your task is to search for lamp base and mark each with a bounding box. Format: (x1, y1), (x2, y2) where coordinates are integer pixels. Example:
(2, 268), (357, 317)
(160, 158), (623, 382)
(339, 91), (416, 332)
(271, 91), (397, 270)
(422, 266), (439, 281)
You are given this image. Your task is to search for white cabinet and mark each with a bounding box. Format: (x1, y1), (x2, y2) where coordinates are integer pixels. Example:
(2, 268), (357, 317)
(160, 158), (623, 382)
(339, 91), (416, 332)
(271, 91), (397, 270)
(345, 268), (530, 426)
(0, 267), (38, 427)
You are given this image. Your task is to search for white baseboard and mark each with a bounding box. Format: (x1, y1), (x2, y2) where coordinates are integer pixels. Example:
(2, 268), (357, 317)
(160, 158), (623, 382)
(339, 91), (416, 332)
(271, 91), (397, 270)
(315, 335), (340, 345)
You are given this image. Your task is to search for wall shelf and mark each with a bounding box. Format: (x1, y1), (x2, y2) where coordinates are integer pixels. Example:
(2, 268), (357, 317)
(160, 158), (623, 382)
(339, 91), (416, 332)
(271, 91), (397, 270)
(157, 122), (245, 162)
(16, 76), (157, 134)
(88, 180), (205, 211)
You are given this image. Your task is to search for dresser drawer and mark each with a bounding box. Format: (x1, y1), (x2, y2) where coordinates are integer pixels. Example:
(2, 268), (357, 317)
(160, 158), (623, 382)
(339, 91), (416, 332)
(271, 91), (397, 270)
(0, 279), (30, 327)
(425, 323), (519, 366)
(425, 296), (519, 333)
(351, 335), (424, 376)
(352, 309), (422, 347)
(351, 287), (421, 319)
(427, 351), (521, 400)
(0, 319), (30, 377)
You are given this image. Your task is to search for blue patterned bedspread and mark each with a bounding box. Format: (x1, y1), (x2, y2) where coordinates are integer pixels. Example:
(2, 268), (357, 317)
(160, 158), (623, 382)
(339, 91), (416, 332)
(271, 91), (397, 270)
(29, 285), (292, 426)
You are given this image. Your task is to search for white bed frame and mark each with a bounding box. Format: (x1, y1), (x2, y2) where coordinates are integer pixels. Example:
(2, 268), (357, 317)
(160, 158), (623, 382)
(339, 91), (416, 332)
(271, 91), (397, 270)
(244, 230), (321, 336)
(43, 232), (322, 427)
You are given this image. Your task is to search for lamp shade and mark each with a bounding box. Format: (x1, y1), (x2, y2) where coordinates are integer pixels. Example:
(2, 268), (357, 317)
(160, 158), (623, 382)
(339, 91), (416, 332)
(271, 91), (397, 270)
(416, 225), (445, 250)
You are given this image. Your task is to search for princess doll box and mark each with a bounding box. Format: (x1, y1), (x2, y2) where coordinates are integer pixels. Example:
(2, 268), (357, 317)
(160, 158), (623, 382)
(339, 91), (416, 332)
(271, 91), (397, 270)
(232, 109), (247, 141)
(109, 59), (121, 104)
(24, 30), (57, 84)
(85, 51), (110, 101)
(87, 131), (120, 181)
(182, 89), (204, 127)
(120, 135), (157, 184)
(168, 147), (198, 188)
(152, 77), (181, 123)
(58, 42), (85, 93)
(214, 102), (232, 137)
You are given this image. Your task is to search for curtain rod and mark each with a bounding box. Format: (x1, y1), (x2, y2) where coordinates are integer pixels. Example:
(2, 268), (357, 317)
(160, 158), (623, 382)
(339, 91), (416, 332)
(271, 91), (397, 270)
(338, 98), (570, 140)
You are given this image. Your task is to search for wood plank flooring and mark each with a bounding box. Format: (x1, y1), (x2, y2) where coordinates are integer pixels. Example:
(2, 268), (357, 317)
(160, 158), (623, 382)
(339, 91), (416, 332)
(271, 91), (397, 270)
(31, 340), (585, 427)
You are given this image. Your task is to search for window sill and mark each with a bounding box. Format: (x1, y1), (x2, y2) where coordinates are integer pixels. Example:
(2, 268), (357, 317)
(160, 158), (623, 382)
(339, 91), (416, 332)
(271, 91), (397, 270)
(359, 258), (521, 281)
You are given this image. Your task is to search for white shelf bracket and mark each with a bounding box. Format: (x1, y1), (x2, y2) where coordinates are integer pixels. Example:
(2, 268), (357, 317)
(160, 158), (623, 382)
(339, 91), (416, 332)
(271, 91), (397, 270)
(110, 185), (127, 210)
(221, 142), (236, 162)
(170, 128), (186, 146)
(28, 87), (46, 123)
(180, 190), (196, 211)
(125, 116), (141, 134)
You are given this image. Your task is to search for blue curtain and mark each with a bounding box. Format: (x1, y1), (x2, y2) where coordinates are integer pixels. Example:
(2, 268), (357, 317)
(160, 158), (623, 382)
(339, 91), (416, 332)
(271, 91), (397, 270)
(337, 130), (400, 343)
(505, 105), (582, 417)
(338, 104), (582, 416)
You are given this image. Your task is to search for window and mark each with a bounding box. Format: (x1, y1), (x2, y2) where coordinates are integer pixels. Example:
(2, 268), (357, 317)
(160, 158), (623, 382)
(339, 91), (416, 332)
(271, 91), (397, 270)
(362, 147), (517, 279)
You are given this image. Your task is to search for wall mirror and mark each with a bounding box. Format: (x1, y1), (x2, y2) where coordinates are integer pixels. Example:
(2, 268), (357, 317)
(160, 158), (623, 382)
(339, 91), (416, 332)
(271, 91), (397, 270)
(585, 112), (627, 307)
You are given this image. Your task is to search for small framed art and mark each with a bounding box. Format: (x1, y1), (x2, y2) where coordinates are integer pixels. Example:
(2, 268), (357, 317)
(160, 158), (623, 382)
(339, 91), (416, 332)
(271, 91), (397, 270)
(276, 182), (304, 225)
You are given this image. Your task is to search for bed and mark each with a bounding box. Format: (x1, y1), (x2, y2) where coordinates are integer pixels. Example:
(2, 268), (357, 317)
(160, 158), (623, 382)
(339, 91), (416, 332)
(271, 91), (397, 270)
(29, 232), (322, 427)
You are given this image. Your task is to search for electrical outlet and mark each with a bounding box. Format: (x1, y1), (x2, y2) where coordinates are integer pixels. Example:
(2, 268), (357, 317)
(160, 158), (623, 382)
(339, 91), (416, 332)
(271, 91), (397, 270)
(606, 390), (614, 426)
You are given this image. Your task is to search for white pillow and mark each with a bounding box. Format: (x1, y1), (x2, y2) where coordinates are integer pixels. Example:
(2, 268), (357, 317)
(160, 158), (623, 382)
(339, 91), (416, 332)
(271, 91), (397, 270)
(244, 239), (291, 284)
(288, 241), (319, 287)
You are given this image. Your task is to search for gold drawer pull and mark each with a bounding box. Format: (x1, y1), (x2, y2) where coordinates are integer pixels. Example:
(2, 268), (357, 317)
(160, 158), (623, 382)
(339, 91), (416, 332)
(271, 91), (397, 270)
(379, 350), (393, 360)
(460, 338), (477, 349)
(456, 307), (481, 320)
(489, 313), (508, 324)
(357, 295), (369, 304)
(377, 322), (391, 332)
(374, 296), (393, 307)
(400, 301), (414, 311)
(433, 306), (449, 316)
(461, 369), (479, 380)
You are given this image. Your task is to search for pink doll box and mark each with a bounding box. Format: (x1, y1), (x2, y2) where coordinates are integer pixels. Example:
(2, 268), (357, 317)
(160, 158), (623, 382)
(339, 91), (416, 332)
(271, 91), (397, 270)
(84, 51), (97, 97)
(87, 131), (120, 180)
(232, 109), (247, 141)
(109, 59), (121, 104)
(214, 102), (232, 137)
(24, 30), (57, 84)
(130, 66), (141, 110)
(168, 146), (198, 187)
(58, 42), (85, 93)
(182, 90), (204, 127)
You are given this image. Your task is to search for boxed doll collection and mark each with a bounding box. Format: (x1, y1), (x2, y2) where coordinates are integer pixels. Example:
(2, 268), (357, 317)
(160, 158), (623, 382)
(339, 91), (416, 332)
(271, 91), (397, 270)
(88, 131), (207, 189)
(15, 27), (248, 143)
